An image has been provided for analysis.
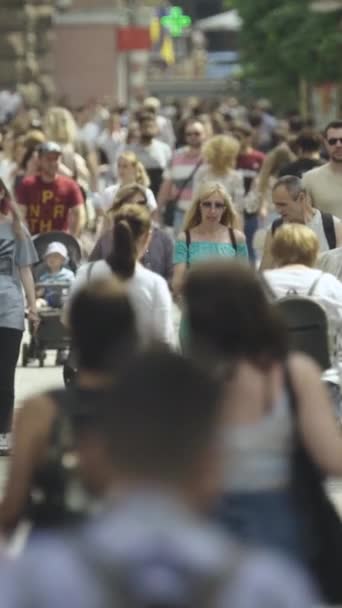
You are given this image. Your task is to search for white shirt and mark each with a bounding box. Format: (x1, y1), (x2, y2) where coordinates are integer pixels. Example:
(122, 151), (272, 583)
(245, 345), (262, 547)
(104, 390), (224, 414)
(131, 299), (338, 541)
(264, 266), (342, 383)
(264, 267), (342, 326)
(94, 184), (157, 213)
(69, 260), (174, 346)
(306, 209), (339, 253)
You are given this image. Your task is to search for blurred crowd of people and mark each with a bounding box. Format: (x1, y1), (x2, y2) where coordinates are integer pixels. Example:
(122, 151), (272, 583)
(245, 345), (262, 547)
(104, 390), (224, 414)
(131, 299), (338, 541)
(0, 92), (342, 605)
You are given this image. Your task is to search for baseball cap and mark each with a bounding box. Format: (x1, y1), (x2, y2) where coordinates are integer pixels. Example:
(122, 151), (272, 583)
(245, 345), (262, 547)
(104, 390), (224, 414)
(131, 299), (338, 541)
(44, 242), (68, 260)
(38, 141), (62, 155)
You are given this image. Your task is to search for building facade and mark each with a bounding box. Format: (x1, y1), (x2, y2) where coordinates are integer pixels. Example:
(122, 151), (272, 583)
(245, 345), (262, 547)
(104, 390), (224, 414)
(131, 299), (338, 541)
(0, 0), (55, 105)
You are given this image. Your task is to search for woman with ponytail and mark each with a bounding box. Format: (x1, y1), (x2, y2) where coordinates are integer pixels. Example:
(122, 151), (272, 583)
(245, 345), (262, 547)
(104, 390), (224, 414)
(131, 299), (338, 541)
(66, 203), (174, 346)
(0, 179), (38, 455)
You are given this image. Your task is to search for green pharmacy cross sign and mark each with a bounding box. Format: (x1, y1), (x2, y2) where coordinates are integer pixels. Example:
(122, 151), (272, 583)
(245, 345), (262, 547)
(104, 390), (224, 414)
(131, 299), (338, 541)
(161, 6), (192, 37)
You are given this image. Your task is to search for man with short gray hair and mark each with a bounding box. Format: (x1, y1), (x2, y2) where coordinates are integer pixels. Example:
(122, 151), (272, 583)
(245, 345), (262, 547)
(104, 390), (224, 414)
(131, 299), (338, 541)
(260, 175), (342, 269)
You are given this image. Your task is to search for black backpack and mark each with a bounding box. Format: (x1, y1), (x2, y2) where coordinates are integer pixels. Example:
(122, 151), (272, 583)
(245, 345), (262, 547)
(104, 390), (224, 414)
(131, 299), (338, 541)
(271, 213), (336, 250)
(274, 295), (331, 370)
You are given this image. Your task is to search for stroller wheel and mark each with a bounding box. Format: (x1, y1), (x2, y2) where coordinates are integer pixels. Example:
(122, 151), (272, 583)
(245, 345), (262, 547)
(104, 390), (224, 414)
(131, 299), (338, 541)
(22, 343), (29, 367)
(63, 361), (77, 388)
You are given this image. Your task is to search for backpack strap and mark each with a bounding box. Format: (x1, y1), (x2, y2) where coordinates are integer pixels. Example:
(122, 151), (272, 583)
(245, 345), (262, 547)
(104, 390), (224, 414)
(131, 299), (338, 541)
(321, 212), (336, 250)
(307, 272), (323, 297)
(86, 262), (95, 281)
(185, 229), (191, 268)
(228, 227), (237, 253)
(271, 217), (283, 235)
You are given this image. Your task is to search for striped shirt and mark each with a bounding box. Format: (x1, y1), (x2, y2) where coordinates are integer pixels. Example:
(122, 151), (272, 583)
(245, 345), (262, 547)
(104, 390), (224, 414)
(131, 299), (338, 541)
(163, 147), (202, 212)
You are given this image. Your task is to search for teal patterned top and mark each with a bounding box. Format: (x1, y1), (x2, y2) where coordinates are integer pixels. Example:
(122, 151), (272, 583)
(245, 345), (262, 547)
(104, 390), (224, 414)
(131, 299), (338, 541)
(173, 239), (248, 265)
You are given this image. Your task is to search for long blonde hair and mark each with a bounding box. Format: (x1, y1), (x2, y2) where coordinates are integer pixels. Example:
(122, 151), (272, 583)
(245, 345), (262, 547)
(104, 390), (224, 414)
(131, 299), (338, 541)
(183, 182), (237, 231)
(118, 151), (150, 188)
(202, 135), (240, 176)
(43, 107), (78, 145)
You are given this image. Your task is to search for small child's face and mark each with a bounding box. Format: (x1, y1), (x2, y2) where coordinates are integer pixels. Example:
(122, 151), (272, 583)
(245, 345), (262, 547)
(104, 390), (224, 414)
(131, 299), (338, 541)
(46, 252), (64, 272)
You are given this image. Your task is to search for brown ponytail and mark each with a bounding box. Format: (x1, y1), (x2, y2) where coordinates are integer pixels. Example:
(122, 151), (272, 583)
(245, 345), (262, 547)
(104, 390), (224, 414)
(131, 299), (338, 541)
(106, 203), (151, 279)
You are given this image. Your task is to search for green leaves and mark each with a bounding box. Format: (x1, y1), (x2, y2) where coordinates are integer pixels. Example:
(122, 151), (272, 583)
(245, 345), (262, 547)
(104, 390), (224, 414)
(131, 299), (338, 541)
(225, 0), (342, 108)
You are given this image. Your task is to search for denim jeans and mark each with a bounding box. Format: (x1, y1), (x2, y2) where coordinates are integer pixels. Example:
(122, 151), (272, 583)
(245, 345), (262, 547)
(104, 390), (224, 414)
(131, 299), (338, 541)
(214, 489), (306, 562)
(244, 212), (259, 264)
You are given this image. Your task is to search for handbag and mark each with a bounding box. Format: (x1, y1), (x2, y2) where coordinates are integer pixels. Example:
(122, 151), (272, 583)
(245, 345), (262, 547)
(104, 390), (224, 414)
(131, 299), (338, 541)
(163, 159), (202, 227)
(286, 367), (342, 604)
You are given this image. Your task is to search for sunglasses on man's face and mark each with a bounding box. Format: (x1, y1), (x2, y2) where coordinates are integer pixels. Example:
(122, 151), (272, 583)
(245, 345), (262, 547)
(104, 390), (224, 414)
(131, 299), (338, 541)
(327, 137), (342, 146)
(201, 201), (225, 210)
(186, 131), (202, 137)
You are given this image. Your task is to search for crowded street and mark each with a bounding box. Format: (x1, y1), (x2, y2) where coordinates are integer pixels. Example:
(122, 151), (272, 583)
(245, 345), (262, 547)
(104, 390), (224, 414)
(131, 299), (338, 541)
(0, 0), (342, 606)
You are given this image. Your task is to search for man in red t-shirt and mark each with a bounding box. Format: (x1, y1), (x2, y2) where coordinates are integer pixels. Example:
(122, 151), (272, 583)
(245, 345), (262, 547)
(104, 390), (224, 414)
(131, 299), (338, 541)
(16, 142), (84, 236)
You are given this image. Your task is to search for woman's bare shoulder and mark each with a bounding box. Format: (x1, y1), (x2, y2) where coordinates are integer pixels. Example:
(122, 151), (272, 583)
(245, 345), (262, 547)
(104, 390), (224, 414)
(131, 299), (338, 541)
(233, 230), (246, 244)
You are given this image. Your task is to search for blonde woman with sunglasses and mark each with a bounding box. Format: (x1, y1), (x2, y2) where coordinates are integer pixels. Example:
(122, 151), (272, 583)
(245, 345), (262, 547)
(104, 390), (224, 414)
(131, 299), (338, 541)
(172, 182), (248, 297)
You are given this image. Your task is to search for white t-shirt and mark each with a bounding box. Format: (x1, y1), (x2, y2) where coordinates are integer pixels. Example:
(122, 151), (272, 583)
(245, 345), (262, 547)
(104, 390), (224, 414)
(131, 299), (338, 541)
(93, 184), (157, 213)
(68, 260), (174, 346)
(264, 266), (342, 383)
(306, 209), (340, 253)
(264, 267), (342, 326)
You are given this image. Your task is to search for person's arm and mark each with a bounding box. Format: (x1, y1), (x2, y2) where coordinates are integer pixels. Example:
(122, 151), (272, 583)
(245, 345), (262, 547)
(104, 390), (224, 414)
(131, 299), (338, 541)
(234, 230), (249, 259)
(152, 277), (175, 345)
(288, 353), (342, 475)
(15, 181), (28, 222)
(68, 204), (85, 237)
(18, 204), (27, 222)
(172, 232), (187, 297)
(259, 229), (274, 271)
(162, 231), (174, 283)
(67, 181), (86, 237)
(19, 266), (39, 329)
(0, 395), (56, 532)
(157, 178), (173, 209)
(334, 219), (342, 248)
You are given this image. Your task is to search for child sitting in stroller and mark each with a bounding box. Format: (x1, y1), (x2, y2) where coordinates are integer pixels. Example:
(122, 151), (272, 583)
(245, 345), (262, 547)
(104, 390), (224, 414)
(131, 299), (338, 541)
(36, 242), (74, 309)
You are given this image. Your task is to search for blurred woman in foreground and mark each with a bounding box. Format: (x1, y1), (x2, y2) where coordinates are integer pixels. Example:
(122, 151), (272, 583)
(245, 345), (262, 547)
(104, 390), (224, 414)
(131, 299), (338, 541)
(0, 278), (137, 532)
(183, 260), (342, 567)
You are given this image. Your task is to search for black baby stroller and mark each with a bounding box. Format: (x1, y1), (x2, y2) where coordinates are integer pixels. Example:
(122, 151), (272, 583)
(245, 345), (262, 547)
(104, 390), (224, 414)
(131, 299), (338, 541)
(22, 231), (82, 367)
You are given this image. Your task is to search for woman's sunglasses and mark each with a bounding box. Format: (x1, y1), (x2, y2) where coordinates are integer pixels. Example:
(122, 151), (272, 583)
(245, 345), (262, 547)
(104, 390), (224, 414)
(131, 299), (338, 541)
(201, 201), (225, 210)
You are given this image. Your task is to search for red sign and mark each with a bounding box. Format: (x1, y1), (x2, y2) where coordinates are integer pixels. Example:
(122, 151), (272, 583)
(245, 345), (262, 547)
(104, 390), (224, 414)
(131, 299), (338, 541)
(117, 27), (151, 51)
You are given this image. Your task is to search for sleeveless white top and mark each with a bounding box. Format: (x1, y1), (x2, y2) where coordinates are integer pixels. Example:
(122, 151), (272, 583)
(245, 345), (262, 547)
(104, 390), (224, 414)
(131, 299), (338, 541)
(223, 390), (293, 492)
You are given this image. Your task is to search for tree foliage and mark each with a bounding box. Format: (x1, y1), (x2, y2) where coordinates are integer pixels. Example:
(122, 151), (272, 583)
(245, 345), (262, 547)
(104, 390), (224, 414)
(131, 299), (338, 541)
(224, 0), (342, 108)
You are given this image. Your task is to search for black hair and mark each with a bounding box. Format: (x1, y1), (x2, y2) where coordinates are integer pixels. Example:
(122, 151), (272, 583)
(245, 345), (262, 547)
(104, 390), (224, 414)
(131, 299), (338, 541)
(324, 120), (342, 138)
(106, 204), (151, 280)
(184, 261), (288, 371)
(103, 347), (223, 483)
(69, 278), (137, 373)
(295, 129), (322, 153)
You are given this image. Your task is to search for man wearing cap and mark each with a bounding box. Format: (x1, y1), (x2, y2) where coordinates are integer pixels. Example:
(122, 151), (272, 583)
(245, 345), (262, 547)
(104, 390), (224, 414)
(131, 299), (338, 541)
(16, 142), (84, 236)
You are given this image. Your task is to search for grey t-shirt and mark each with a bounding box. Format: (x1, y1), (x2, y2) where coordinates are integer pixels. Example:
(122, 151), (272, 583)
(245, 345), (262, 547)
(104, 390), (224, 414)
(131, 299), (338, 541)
(0, 220), (38, 330)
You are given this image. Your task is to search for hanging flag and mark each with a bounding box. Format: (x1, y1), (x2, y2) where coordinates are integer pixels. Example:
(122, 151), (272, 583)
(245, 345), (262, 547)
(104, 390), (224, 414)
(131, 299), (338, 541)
(150, 5), (175, 65)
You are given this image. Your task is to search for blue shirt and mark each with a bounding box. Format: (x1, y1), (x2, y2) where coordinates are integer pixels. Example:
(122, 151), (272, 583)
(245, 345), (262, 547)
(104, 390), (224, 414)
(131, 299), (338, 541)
(0, 493), (319, 608)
